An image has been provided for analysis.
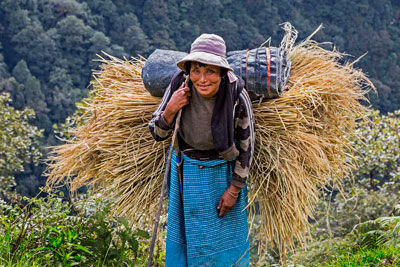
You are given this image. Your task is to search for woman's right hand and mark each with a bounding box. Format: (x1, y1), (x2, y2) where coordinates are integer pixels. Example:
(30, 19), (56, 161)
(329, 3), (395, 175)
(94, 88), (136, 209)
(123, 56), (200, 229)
(163, 82), (191, 125)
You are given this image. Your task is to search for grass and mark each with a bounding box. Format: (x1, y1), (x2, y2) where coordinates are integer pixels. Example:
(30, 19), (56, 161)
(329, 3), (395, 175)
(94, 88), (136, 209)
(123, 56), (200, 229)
(0, 189), (162, 266)
(321, 245), (400, 267)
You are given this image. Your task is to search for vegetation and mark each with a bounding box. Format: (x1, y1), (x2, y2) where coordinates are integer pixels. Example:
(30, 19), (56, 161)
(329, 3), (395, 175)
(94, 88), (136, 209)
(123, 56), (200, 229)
(351, 110), (400, 186)
(286, 110), (400, 266)
(0, 93), (42, 198)
(0, 188), (165, 266)
(1, 0), (399, 197)
(0, 0), (399, 265)
(287, 182), (400, 267)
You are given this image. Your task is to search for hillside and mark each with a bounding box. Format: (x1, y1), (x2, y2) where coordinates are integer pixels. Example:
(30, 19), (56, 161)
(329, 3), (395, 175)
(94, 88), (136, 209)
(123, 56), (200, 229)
(0, 0), (399, 195)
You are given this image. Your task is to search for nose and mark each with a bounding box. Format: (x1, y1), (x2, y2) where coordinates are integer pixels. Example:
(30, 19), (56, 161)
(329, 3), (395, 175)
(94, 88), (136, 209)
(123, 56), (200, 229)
(199, 72), (207, 83)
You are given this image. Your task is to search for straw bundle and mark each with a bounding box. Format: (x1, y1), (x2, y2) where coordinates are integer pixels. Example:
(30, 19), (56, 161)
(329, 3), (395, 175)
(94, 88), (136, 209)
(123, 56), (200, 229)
(46, 55), (169, 222)
(46, 24), (373, 255)
(248, 24), (373, 255)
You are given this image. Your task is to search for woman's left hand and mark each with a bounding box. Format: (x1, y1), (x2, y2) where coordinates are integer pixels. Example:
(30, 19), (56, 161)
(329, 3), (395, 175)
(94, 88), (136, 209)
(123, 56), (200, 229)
(217, 185), (241, 217)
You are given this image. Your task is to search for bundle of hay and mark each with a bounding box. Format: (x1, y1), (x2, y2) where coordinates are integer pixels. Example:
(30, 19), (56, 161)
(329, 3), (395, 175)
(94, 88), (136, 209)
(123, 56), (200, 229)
(249, 24), (373, 255)
(46, 24), (373, 255)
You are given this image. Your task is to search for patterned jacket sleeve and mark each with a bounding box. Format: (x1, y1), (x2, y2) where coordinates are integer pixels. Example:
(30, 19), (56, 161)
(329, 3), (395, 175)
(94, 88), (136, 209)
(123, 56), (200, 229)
(231, 90), (255, 188)
(148, 84), (174, 141)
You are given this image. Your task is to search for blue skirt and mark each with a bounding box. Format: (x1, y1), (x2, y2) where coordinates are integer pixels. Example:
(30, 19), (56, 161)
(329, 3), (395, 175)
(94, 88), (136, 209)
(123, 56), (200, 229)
(166, 150), (250, 267)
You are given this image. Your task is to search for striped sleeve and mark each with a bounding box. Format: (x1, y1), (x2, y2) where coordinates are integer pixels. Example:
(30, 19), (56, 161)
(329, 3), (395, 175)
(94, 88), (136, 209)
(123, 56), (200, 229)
(148, 84), (174, 141)
(231, 90), (255, 188)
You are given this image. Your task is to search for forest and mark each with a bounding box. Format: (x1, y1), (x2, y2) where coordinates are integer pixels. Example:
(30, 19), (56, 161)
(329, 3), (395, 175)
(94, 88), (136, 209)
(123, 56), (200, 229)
(0, 0), (399, 266)
(0, 0), (399, 195)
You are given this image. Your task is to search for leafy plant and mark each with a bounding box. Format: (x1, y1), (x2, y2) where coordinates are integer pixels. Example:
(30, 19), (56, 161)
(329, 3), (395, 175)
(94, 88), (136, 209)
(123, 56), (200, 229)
(350, 110), (400, 188)
(289, 201), (400, 266)
(349, 205), (400, 250)
(0, 93), (42, 198)
(323, 245), (400, 267)
(39, 225), (92, 266)
(0, 188), (155, 266)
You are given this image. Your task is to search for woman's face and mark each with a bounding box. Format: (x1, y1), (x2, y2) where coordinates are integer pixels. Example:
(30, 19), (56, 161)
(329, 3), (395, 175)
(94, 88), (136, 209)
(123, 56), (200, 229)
(190, 62), (222, 98)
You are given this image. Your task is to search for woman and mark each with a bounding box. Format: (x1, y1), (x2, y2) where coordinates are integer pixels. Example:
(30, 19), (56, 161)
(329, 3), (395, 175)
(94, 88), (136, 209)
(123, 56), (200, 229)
(149, 33), (255, 266)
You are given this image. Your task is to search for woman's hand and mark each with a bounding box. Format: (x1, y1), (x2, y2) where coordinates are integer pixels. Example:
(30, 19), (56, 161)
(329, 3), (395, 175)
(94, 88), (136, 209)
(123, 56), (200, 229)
(163, 82), (191, 125)
(217, 185), (241, 217)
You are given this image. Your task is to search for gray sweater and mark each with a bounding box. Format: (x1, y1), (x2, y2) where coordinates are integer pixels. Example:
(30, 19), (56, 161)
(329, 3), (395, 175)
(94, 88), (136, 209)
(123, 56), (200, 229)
(179, 85), (216, 150)
(149, 82), (255, 188)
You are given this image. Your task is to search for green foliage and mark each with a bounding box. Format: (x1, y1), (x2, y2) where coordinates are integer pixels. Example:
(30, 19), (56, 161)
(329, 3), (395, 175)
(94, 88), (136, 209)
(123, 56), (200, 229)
(351, 110), (400, 187)
(1, 0), (400, 196)
(289, 202), (400, 266)
(287, 110), (400, 266)
(10, 60), (49, 130)
(55, 15), (92, 51)
(0, 93), (42, 198)
(12, 60), (29, 84)
(321, 211), (400, 266)
(248, 215), (281, 266)
(323, 245), (400, 267)
(52, 93), (91, 140)
(0, 188), (156, 266)
(0, 48), (8, 79)
(312, 180), (400, 239)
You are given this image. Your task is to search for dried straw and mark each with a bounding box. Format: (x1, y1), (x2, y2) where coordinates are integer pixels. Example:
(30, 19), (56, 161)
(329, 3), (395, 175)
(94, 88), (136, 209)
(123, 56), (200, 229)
(46, 54), (169, 223)
(249, 23), (373, 256)
(46, 24), (373, 256)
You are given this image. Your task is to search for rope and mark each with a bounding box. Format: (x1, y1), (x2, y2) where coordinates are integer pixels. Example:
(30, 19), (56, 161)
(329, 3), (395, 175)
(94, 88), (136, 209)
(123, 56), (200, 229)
(266, 47), (272, 98)
(245, 49), (250, 92)
(147, 76), (189, 266)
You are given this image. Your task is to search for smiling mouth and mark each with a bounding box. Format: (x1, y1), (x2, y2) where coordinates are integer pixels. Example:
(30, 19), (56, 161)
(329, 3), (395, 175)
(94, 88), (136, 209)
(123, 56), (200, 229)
(197, 85), (210, 89)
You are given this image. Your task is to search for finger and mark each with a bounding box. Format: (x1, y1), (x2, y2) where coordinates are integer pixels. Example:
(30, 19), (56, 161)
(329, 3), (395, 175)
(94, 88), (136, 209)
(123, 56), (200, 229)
(220, 207), (229, 217)
(179, 90), (188, 99)
(218, 201), (225, 217)
(219, 207), (224, 217)
(217, 198), (223, 210)
(182, 88), (190, 94)
(179, 82), (185, 88)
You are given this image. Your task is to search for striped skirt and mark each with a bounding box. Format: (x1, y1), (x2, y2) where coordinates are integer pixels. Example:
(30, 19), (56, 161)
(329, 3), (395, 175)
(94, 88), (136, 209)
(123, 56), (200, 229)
(166, 150), (250, 267)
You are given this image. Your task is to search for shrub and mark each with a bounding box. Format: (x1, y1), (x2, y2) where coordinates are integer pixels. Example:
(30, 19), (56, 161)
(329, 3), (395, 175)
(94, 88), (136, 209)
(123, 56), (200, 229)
(0, 188), (160, 266)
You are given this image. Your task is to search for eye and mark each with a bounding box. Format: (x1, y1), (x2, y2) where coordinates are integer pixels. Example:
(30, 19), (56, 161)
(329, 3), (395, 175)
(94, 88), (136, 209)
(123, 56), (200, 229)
(206, 69), (215, 74)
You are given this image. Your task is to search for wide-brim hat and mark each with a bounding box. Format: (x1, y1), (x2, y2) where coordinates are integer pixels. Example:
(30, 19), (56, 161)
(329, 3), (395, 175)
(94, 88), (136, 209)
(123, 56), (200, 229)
(177, 33), (233, 72)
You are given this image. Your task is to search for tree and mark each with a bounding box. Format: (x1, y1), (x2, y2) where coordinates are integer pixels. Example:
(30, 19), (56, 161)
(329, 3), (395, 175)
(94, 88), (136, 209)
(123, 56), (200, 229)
(0, 43), (8, 79)
(0, 93), (42, 198)
(12, 59), (30, 84)
(212, 18), (241, 50)
(55, 15), (92, 51)
(25, 75), (47, 115)
(350, 110), (400, 188)
(1, 7), (31, 37)
(33, 0), (88, 28)
(84, 0), (117, 22)
(110, 13), (150, 56)
(10, 20), (58, 77)
(88, 31), (111, 68)
(11, 60), (48, 120)
(46, 67), (76, 122)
